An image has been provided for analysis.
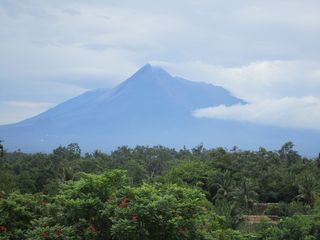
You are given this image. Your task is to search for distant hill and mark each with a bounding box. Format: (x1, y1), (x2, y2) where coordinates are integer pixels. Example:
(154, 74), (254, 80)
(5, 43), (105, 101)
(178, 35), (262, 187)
(1, 64), (319, 155)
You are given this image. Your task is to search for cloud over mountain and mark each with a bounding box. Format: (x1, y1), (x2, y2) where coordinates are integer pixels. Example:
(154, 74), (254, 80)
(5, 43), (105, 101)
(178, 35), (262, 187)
(193, 96), (320, 130)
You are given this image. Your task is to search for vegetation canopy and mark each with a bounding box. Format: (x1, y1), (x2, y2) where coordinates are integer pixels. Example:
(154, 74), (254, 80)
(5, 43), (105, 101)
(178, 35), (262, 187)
(1, 142), (320, 239)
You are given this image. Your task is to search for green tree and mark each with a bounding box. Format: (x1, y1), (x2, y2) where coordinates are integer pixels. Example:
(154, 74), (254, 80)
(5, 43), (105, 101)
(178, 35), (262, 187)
(209, 171), (234, 201)
(0, 140), (4, 157)
(0, 193), (44, 240)
(234, 178), (258, 212)
(295, 174), (319, 208)
(108, 183), (220, 240)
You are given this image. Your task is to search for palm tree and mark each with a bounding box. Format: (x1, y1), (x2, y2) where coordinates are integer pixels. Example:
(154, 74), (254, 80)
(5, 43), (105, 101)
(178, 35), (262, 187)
(295, 174), (319, 208)
(234, 178), (258, 211)
(209, 170), (234, 201)
(214, 198), (241, 228)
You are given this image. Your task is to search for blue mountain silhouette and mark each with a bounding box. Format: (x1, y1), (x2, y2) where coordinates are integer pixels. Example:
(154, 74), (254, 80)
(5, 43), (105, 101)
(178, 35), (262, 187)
(1, 64), (319, 155)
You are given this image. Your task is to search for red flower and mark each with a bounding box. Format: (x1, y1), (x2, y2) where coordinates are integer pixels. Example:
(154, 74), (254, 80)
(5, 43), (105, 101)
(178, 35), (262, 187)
(176, 227), (184, 233)
(131, 214), (138, 221)
(40, 231), (49, 238)
(55, 228), (62, 236)
(0, 226), (7, 233)
(118, 202), (127, 207)
(122, 197), (130, 202)
(87, 224), (95, 233)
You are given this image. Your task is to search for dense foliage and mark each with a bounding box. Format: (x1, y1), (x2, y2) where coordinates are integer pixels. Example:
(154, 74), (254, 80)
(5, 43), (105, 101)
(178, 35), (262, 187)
(1, 142), (320, 239)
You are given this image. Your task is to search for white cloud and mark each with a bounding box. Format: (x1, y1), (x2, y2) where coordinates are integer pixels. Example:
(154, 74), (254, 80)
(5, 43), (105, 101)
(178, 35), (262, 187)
(155, 60), (320, 130)
(4, 101), (53, 109)
(0, 101), (54, 125)
(0, 81), (88, 125)
(155, 60), (320, 101)
(213, 61), (320, 101)
(193, 97), (320, 130)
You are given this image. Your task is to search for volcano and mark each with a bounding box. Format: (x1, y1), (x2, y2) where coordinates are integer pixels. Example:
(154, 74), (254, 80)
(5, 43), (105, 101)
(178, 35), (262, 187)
(1, 64), (319, 155)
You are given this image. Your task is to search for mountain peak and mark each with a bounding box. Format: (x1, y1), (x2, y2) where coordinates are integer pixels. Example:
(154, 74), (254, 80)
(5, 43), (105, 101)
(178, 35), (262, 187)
(130, 63), (172, 81)
(140, 63), (152, 70)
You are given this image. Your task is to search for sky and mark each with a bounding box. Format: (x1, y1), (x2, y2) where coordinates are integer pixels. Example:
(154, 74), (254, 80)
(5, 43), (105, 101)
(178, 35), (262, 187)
(0, 0), (320, 130)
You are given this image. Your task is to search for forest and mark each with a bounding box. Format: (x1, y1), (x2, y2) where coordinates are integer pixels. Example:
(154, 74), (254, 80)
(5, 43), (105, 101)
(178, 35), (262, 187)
(1, 141), (320, 240)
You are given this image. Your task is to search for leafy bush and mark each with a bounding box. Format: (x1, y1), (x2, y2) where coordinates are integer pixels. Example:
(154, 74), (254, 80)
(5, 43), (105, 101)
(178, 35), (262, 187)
(7, 170), (229, 240)
(108, 183), (220, 240)
(0, 193), (44, 240)
(265, 202), (310, 217)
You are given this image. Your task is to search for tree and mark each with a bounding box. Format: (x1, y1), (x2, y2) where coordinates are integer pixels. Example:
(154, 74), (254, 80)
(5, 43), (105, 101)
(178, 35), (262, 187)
(316, 153), (320, 169)
(31, 170), (127, 240)
(109, 183), (221, 240)
(23, 170), (226, 240)
(279, 141), (300, 166)
(295, 174), (319, 208)
(209, 171), (234, 201)
(234, 178), (258, 212)
(53, 143), (81, 160)
(164, 160), (215, 188)
(0, 192), (43, 240)
(0, 140), (4, 157)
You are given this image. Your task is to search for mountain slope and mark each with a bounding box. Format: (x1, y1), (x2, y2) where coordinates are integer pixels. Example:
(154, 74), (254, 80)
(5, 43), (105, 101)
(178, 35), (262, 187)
(1, 64), (319, 155)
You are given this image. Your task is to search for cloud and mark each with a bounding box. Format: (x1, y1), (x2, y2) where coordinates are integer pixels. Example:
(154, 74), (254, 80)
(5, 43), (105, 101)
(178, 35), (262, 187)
(0, 101), (54, 125)
(0, 80), (88, 125)
(155, 60), (320, 130)
(155, 60), (320, 101)
(1, 0), (320, 124)
(4, 101), (53, 109)
(193, 97), (320, 130)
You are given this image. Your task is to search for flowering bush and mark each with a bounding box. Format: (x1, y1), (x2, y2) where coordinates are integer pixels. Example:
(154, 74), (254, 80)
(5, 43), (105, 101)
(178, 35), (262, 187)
(0, 192), (44, 240)
(107, 183), (221, 240)
(25, 220), (77, 240)
(38, 170), (126, 239)
(1, 170), (244, 240)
